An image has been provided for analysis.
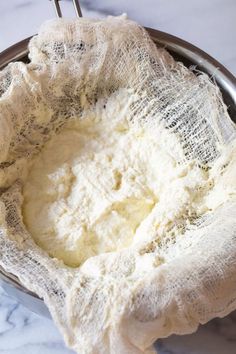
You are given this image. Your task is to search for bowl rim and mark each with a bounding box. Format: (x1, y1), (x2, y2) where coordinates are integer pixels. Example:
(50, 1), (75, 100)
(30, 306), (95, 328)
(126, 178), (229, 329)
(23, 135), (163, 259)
(0, 27), (235, 100)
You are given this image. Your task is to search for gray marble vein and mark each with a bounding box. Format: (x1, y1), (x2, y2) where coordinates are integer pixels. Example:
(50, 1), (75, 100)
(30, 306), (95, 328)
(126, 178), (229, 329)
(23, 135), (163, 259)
(0, 288), (74, 354)
(0, 1), (236, 353)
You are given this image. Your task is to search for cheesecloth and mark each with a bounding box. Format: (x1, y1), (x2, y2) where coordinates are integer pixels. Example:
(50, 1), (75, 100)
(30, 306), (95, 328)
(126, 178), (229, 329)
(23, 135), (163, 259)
(0, 15), (236, 354)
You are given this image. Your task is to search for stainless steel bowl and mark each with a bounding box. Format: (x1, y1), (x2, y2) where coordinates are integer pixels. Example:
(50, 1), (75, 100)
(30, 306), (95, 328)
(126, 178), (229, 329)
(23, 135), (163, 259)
(0, 28), (235, 318)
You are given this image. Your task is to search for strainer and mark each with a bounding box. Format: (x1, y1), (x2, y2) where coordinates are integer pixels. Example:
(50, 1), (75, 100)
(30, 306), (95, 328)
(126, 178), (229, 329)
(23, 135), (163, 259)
(0, 0), (235, 319)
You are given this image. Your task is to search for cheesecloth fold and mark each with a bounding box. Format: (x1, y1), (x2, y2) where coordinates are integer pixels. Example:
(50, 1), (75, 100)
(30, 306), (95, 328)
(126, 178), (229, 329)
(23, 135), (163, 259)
(0, 15), (236, 354)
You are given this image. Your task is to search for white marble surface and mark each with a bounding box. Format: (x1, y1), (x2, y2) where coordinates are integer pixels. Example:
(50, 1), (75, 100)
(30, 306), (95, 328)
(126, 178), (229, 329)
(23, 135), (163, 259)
(0, 1), (236, 354)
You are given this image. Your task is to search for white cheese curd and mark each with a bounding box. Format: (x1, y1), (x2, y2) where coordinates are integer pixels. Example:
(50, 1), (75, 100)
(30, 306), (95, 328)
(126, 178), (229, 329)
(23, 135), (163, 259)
(22, 89), (210, 267)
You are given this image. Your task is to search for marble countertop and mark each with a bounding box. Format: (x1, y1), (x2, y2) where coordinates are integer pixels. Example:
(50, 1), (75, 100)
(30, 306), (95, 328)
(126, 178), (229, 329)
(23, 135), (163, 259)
(0, 1), (236, 353)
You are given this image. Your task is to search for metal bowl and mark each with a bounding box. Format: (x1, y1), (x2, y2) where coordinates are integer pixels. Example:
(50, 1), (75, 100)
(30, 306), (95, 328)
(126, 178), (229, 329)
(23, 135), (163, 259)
(0, 27), (235, 318)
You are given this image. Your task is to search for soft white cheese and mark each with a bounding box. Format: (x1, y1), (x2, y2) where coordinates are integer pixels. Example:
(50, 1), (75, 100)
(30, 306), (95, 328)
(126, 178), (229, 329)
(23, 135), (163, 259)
(22, 90), (211, 267)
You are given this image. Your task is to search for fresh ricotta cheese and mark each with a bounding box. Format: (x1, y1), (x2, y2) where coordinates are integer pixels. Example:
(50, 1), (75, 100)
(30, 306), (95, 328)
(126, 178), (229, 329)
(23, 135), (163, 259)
(22, 90), (210, 267)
